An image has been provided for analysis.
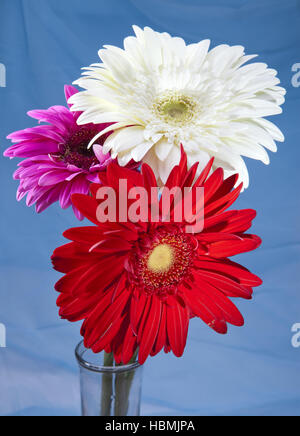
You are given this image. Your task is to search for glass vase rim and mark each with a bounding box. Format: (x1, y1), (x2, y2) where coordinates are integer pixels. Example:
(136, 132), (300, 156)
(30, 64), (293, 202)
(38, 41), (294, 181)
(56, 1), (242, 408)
(75, 340), (141, 374)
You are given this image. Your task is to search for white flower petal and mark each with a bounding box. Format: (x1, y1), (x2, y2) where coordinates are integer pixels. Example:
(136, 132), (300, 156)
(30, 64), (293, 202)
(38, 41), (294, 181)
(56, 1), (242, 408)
(102, 126), (142, 155)
(131, 141), (154, 162)
(214, 148), (250, 189)
(154, 138), (173, 161)
(109, 126), (145, 153)
(158, 146), (181, 183)
(186, 40), (210, 70)
(226, 139), (270, 165)
(89, 122), (132, 150)
(117, 150), (134, 167)
(141, 148), (160, 179)
(77, 106), (129, 125)
(255, 118), (285, 142)
(186, 149), (211, 175)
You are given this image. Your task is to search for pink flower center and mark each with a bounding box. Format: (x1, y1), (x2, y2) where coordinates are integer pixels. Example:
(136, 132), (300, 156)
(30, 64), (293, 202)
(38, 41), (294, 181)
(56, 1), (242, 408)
(58, 127), (100, 170)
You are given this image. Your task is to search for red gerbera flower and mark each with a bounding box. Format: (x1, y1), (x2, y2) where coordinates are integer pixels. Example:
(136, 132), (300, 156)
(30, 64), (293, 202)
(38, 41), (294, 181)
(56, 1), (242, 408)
(51, 150), (262, 365)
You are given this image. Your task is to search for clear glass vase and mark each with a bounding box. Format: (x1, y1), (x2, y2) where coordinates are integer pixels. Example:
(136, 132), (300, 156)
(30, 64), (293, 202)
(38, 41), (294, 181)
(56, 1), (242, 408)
(75, 341), (143, 416)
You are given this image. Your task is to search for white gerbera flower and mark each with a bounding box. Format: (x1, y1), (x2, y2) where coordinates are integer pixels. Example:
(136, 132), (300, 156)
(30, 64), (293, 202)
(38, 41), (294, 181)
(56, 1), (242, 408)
(70, 26), (286, 187)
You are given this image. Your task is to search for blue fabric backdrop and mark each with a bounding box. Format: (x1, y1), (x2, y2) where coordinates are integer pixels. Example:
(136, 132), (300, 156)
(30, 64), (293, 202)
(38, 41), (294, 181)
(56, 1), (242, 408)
(0, 0), (300, 416)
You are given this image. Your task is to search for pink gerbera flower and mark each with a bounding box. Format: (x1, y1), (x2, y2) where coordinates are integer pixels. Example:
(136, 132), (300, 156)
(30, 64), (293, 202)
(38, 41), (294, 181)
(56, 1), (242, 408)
(4, 86), (114, 220)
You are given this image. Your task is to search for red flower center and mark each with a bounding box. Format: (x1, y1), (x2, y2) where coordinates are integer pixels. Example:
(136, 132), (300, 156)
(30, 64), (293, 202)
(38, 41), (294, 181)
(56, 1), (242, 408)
(129, 227), (197, 297)
(58, 127), (100, 170)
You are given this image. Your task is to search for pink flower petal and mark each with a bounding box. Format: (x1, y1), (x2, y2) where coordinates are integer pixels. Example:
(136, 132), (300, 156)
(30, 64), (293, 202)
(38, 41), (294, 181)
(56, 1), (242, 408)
(38, 170), (72, 186)
(64, 85), (79, 107)
(59, 182), (73, 209)
(93, 143), (111, 165)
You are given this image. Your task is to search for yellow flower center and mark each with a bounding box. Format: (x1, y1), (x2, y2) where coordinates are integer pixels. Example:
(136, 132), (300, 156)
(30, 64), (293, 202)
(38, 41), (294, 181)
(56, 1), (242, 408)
(129, 230), (197, 296)
(154, 92), (196, 125)
(147, 243), (175, 273)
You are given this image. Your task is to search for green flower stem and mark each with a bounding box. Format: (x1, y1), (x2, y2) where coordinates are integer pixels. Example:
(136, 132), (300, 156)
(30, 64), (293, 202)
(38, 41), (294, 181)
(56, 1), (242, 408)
(100, 351), (114, 416)
(100, 351), (139, 416)
(114, 350), (138, 416)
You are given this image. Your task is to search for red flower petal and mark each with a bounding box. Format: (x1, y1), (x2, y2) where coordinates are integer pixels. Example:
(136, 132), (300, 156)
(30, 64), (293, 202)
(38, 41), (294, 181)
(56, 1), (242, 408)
(166, 296), (189, 357)
(203, 167), (224, 204)
(122, 322), (138, 364)
(82, 288), (129, 349)
(151, 303), (167, 357)
(63, 226), (103, 245)
(194, 277), (244, 327)
(138, 296), (162, 364)
(184, 289), (228, 334)
(71, 194), (100, 225)
(193, 269), (253, 299)
(195, 258), (262, 287)
(208, 234), (262, 258)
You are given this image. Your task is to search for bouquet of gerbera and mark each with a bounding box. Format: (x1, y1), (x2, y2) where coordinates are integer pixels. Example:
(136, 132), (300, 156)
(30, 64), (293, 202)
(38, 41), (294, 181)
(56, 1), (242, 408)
(4, 26), (285, 416)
